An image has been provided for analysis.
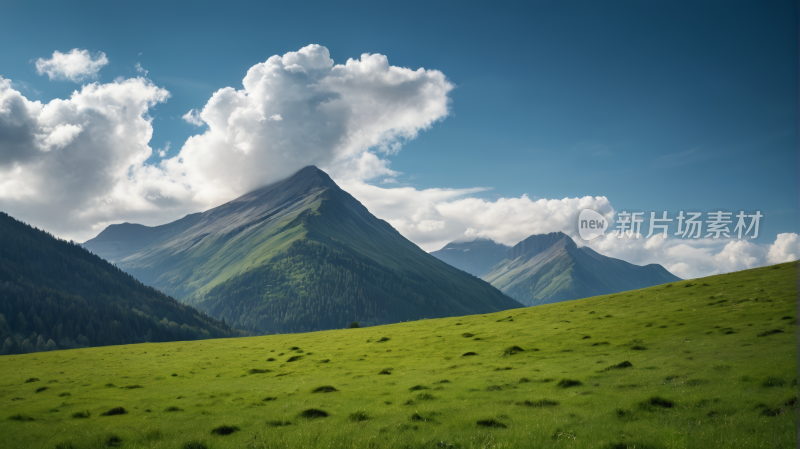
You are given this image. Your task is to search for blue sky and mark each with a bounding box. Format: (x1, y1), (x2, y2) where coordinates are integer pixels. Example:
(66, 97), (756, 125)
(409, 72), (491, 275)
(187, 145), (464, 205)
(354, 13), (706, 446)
(0, 0), (797, 277)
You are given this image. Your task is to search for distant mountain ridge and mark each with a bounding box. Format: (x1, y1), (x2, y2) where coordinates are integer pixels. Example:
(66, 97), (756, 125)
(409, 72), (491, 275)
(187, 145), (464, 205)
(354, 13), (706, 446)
(0, 212), (240, 355)
(432, 232), (680, 306)
(428, 238), (510, 277)
(84, 166), (522, 333)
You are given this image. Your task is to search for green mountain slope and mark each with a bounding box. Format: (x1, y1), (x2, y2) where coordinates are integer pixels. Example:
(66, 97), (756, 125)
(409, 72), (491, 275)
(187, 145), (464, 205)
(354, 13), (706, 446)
(84, 167), (522, 333)
(434, 232), (681, 306)
(0, 212), (240, 355)
(1, 262), (795, 448)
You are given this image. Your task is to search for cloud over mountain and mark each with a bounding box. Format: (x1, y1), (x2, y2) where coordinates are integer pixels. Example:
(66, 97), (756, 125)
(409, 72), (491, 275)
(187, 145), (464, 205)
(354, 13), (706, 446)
(0, 45), (453, 239)
(0, 44), (794, 280)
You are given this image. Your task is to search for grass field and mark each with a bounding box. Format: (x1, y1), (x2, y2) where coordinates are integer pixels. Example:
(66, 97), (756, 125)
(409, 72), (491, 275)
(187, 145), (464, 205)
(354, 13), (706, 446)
(1, 262), (797, 449)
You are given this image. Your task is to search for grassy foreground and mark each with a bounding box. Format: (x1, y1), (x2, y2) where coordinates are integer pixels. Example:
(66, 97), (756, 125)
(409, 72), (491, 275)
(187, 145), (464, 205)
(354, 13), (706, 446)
(0, 262), (796, 449)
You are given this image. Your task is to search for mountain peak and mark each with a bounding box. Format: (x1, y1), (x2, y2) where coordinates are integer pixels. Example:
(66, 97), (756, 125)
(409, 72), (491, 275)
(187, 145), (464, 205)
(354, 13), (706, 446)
(507, 231), (575, 260)
(233, 165), (338, 206)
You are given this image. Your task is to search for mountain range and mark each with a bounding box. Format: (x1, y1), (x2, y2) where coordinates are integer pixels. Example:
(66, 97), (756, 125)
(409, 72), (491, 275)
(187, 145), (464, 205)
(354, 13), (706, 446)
(84, 166), (522, 333)
(0, 212), (239, 355)
(431, 232), (680, 306)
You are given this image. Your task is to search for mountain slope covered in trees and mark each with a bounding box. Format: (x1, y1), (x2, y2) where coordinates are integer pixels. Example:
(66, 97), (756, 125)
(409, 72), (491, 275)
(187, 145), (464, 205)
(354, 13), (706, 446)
(0, 212), (241, 355)
(84, 166), (522, 334)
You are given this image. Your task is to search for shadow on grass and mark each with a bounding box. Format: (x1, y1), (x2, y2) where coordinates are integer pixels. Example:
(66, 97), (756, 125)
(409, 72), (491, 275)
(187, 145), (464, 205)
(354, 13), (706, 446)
(211, 425), (239, 435)
(101, 407), (127, 416)
(299, 409), (328, 419)
(476, 419), (507, 428)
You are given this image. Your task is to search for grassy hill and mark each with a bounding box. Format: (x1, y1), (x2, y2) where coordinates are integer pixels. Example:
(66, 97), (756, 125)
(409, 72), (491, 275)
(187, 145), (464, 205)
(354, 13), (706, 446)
(0, 262), (796, 449)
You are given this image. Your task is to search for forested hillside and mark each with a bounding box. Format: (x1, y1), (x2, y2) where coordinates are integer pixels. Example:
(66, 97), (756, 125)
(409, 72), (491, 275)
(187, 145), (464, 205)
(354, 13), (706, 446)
(0, 212), (243, 355)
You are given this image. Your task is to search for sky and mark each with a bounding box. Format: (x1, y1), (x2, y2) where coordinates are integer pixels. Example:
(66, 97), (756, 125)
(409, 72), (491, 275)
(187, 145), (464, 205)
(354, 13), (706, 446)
(0, 0), (797, 279)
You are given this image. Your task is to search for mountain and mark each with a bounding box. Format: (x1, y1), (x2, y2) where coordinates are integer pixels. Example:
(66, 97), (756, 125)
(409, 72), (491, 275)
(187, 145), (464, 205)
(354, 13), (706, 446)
(0, 212), (240, 355)
(84, 166), (522, 333)
(429, 238), (510, 277)
(433, 232), (681, 306)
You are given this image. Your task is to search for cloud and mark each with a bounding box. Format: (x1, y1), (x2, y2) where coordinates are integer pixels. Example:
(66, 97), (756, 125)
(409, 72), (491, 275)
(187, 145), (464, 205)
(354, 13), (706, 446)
(581, 232), (776, 279)
(35, 49), (108, 82)
(0, 75), (172, 238)
(167, 44), (453, 205)
(135, 62), (148, 77)
(343, 179), (796, 279)
(767, 233), (800, 264)
(157, 141), (170, 158)
(339, 179), (613, 252)
(0, 44), (453, 239)
(182, 109), (204, 126)
(1, 44), (795, 281)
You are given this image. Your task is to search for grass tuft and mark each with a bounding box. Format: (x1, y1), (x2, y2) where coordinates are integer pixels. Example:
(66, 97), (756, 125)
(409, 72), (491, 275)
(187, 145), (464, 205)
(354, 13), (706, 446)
(409, 385), (429, 391)
(210, 425), (239, 435)
(299, 408), (329, 419)
(35, 387), (48, 393)
(267, 419), (291, 426)
(24, 378), (39, 383)
(503, 345), (524, 355)
(604, 361), (633, 371)
(349, 411), (369, 422)
(165, 406), (183, 412)
(100, 407), (127, 416)
(461, 352), (478, 357)
(286, 355), (303, 362)
(8, 413), (34, 421)
(517, 399), (558, 407)
(105, 435), (122, 447)
(641, 396), (674, 409)
(248, 368), (272, 374)
(71, 411), (90, 418)
(312, 385), (338, 393)
(757, 329), (784, 337)
(476, 418), (507, 428)
(556, 379), (582, 388)
(762, 376), (786, 387)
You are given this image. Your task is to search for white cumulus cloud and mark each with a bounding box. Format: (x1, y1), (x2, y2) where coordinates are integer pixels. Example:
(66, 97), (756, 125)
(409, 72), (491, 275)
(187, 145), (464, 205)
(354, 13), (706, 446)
(767, 233), (800, 264)
(1, 45), (795, 281)
(0, 45), (453, 240)
(35, 49), (108, 82)
(0, 75), (173, 238)
(339, 178), (613, 252)
(157, 141), (170, 158)
(167, 44), (453, 205)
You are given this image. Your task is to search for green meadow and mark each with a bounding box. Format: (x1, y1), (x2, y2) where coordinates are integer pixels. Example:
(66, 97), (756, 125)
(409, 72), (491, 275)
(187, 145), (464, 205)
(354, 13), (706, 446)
(1, 262), (796, 449)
